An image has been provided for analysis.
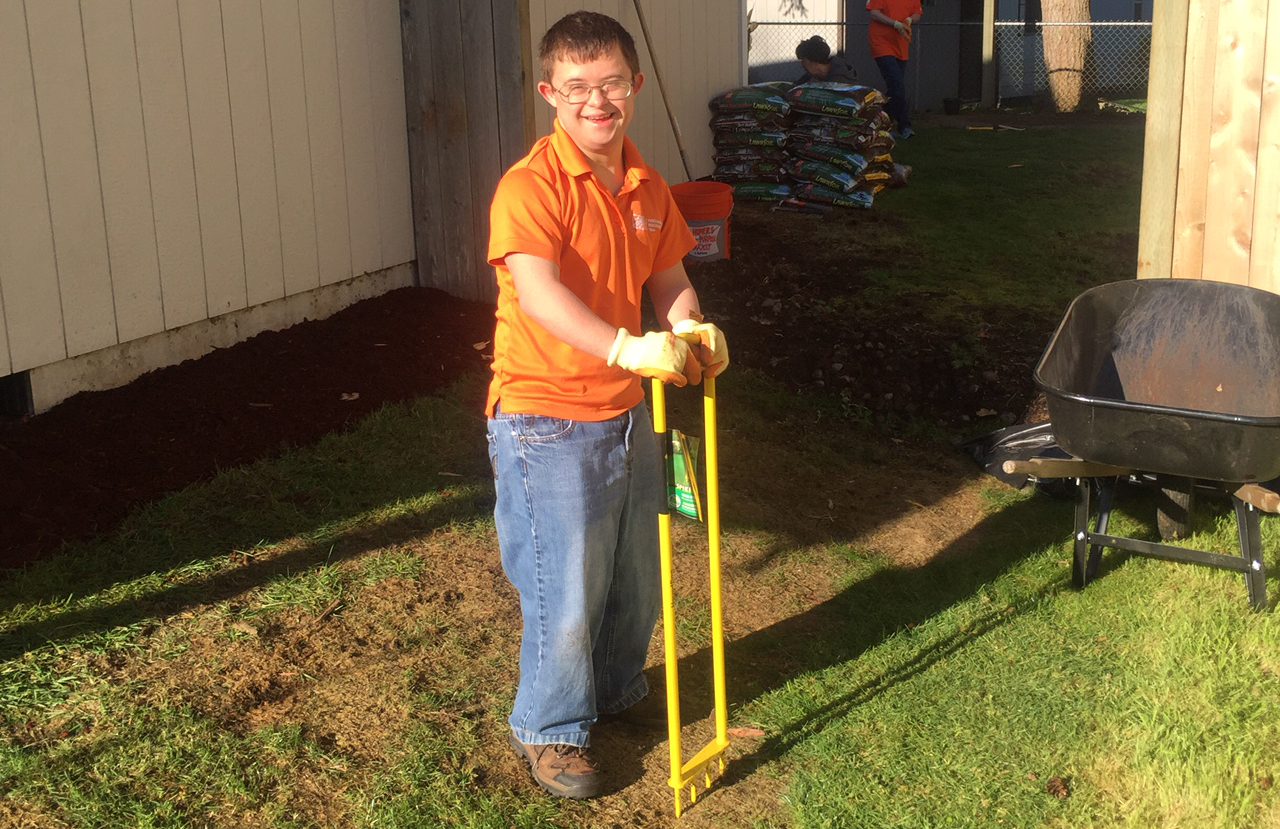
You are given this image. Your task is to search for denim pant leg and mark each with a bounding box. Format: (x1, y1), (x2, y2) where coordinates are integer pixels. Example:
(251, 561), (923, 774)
(875, 55), (911, 130)
(487, 403), (662, 747)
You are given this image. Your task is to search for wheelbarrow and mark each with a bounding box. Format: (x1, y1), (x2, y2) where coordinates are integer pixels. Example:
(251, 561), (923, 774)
(1012, 279), (1280, 611)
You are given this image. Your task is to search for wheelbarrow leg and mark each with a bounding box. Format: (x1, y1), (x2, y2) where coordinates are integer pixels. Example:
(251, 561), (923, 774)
(1073, 477), (1113, 588)
(1232, 496), (1267, 611)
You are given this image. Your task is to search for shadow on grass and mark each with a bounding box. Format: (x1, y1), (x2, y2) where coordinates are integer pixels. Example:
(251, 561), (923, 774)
(0, 392), (496, 659)
(639, 489), (1079, 791)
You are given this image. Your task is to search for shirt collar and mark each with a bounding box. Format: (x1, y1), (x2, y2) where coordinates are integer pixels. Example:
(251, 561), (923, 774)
(550, 119), (649, 193)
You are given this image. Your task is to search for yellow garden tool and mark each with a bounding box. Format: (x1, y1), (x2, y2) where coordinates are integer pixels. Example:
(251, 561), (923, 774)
(651, 368), (729, 817)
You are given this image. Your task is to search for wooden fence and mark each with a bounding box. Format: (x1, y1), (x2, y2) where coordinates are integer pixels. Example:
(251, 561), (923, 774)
(401, 0), (528, 303)
(1138, 0), (1279, 293)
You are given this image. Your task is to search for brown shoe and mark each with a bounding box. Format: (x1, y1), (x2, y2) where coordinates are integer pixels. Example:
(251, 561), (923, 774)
(508, 734), (603, 799)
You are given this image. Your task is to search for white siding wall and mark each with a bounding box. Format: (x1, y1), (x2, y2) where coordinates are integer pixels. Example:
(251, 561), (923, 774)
(0, 0), (415, 380)
(526, 0), (746, 184)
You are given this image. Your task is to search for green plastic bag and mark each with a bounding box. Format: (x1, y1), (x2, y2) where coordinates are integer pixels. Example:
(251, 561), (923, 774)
(668, 429), (703, 521)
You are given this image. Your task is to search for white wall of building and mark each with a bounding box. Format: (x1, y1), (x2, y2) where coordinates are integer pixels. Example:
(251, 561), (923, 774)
(1, 0), (414, 410)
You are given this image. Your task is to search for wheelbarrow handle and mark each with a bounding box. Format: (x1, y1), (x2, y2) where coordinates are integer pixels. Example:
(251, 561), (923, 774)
(1001, 457), (1132, 479)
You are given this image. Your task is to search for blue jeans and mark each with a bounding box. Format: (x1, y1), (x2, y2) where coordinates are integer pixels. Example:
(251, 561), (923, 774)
(487, 402), (663, 747)
(875, 55), (911, 131)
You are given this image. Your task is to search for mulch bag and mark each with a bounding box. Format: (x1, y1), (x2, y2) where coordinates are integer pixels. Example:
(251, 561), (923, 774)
(712, 130), (788, 149)
(730, 181), (793, 201)
(708, 81), (791, 114)
(709, 110), (792, 133)
(713, 146), (788, 165)
(787, 141), (870, 176)
(857, 129), (896, 155)
(711, 160), (790, 184)
(785, 82), (885, 120)
(789, 115), (874, 149)
(786, 158), (858, 193)
(792, 182), (874, 209)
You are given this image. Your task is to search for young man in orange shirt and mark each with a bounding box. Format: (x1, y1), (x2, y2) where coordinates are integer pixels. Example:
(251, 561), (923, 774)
(485, 11), (728, 800)
(867, 0), (923, 138)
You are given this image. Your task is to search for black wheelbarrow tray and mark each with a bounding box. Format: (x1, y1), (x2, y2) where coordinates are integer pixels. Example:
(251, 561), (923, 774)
(1020, 278), (1280, 611)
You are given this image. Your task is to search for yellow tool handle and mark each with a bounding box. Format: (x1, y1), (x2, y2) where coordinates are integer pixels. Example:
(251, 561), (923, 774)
(652, 371), (730, 817)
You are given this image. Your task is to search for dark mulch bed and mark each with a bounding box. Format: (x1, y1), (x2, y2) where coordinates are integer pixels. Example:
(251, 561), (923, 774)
(1, 287), (494, 572)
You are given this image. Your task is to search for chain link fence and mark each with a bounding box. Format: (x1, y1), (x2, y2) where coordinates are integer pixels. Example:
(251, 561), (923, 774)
(995, 21), (1151, 99)
(749, 20), (1151, 109)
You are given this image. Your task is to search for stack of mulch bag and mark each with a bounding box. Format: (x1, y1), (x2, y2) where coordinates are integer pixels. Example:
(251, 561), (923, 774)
(706, 81), (911, 210)
(706, 81), (795, 203)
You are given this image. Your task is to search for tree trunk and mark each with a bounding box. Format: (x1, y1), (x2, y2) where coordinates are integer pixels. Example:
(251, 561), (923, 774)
(1041, 0), (1091, 112)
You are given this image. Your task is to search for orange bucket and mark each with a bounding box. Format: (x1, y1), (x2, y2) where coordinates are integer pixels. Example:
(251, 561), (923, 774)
(671, 181), (733, 263)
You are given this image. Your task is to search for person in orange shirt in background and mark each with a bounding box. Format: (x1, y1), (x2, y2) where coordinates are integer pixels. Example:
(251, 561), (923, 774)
(484, 10), (728, 801)
(867, 0), (923, 139)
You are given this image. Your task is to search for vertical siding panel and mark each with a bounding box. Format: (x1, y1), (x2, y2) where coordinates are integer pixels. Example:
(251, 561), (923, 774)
(429, 0), (477, 297)
(27, 0), (117, 357)
(492, 0), (529, 170)
(632, 0), (660, 172)
(134, 0), (206, 329)
(334, 0), (382, 278)
(179, 1), (248, 316)
(82, 1), (165, 344)
(0, 0), (64, 371)
(658, 1), (680, 176)
(1137, 0), (1190, 281)
(622, 1), (656, 170)
(1252, 0), (1280, 293)
(366, 0), (415, 267)
(262, 0), (320, 296)
(1200, 0), (1264, 286)
(402, 0), (446, 290)
(300, 0), (354, 286)
(0, 276), (7, 375)
(530, 0), (554, 138)
(680, 1), (701, 176)
(1170, 1), (1219, 281)
(462, 0), (502, 299)
(223, 0), (286, 307)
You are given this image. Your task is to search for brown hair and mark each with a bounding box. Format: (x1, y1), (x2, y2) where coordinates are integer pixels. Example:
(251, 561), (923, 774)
(538, 11), (641, 83)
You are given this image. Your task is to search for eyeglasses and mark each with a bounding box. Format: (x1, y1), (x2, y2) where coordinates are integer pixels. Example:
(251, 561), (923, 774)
(550, 79), (634, 104)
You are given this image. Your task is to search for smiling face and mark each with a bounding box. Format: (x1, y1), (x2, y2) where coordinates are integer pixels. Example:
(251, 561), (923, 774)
(537, 45), (644, 168)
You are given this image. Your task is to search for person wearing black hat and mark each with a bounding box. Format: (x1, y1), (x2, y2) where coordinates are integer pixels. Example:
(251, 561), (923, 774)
(793, 35), (858, 85)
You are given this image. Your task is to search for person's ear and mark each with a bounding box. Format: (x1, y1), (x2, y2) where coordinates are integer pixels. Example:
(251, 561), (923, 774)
(537, 80), (557, 106)
(632, 72), (645, 95)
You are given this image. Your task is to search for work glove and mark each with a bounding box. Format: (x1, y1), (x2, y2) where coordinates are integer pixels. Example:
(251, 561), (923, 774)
(673, 318), (730, 379)
(608, 329), (697, 387)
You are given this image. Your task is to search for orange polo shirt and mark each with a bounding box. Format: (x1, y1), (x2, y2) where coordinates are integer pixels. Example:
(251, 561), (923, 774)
(485, 120), (695, 420)
(867, 0), (922, 61)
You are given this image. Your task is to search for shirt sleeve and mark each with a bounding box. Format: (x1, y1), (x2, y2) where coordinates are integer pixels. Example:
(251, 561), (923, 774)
(488, 167), (565, 267)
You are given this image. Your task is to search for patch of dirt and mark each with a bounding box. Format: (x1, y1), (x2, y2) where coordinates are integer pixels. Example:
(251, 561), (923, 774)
(692, 202), (1059, 428)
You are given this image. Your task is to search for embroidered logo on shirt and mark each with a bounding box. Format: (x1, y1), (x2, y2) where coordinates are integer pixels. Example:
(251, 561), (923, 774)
(633, 214), (663, 233)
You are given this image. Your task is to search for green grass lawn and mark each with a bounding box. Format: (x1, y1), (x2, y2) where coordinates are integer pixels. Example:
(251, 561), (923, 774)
(6, 119), (1280, 829)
